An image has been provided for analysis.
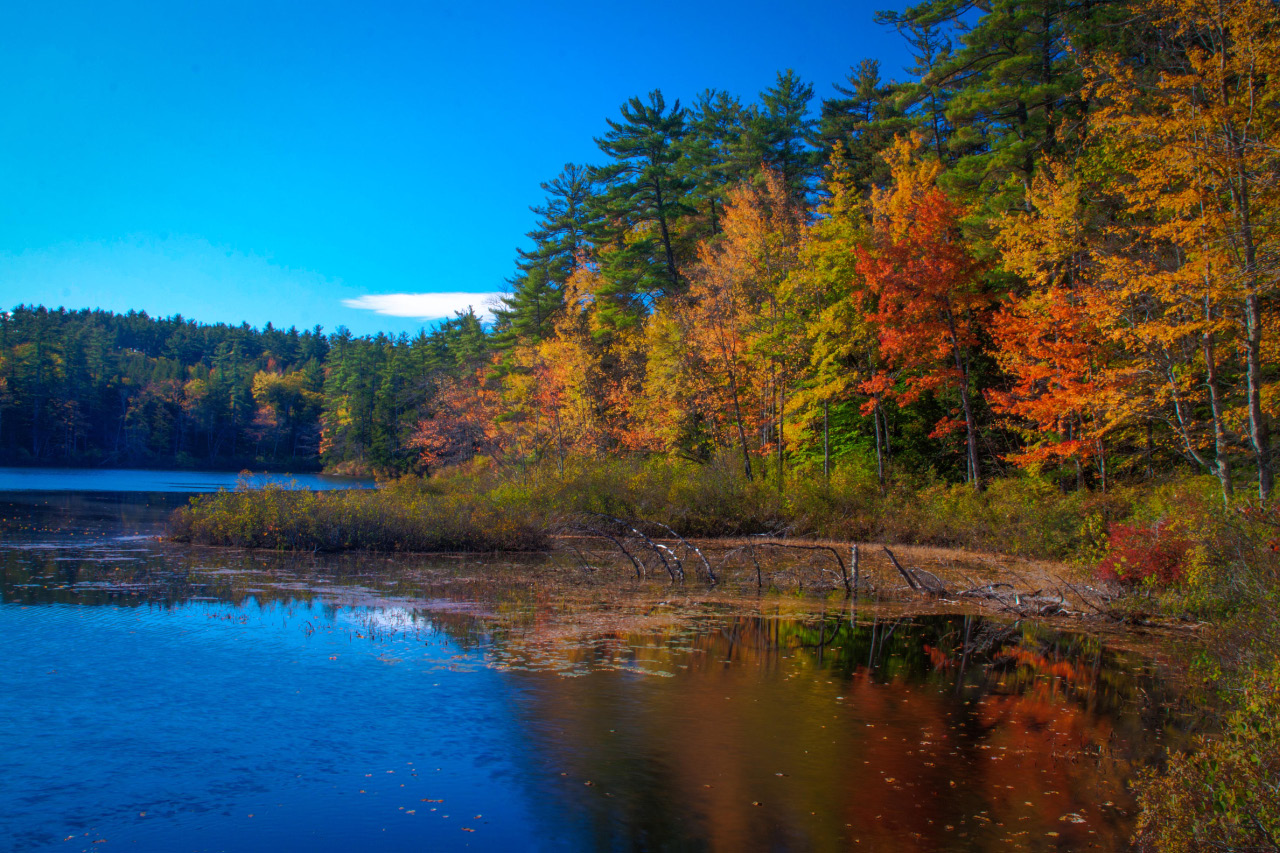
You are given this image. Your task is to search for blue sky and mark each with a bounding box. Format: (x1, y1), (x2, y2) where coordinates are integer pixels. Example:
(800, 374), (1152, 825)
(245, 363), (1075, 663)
(0, 0), (913, 337)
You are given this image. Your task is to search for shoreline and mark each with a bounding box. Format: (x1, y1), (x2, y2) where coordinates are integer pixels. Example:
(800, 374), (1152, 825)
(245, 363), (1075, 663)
(164, 529), (1190, 631)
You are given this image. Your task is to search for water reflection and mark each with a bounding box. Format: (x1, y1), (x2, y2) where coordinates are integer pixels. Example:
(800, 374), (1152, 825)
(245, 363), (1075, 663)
(482, 605), (1172, 851)
(0, 497), (1185, 852)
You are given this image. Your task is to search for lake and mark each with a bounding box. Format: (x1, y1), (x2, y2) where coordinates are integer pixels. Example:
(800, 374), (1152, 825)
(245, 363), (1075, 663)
(0, 470), (1189, 851)
(0, 467), (375, 494)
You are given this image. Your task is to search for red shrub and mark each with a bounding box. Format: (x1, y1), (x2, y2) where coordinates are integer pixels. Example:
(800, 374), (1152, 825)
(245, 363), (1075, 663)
(1095, 521), (1191, 587)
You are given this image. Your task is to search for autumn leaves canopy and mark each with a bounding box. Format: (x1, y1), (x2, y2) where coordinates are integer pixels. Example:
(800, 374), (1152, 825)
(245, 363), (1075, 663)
(407, 0), (1276, 503)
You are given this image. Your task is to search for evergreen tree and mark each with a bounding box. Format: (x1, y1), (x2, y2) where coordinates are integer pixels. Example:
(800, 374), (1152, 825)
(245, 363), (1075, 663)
(744, 70), (820, 202)
(495, 164), (595, 346)
(819, 59), (909, 191)
(590, 90), (693, 319)
(879, 0), (1123, 212)
(682, 89), (752, 237)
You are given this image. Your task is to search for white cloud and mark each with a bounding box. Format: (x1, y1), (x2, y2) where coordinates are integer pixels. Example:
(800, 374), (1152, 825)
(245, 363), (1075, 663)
(342, 292), (503, 322)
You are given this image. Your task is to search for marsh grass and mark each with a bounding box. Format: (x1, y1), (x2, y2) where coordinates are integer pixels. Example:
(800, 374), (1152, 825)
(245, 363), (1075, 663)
(168, 477), (546, 552)
(170, 456), (1270, 597)
(439, 454), (1127, 562)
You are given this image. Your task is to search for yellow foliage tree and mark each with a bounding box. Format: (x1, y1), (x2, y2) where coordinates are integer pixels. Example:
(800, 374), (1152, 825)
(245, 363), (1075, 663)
(1087, 0), (1280, 498)
(682, 170), (803, 482)
(781, 143), (885, 481)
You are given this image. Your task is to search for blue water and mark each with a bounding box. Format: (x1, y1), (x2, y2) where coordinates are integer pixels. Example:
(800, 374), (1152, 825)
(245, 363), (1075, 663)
(0, 481), (1186, 852)
(0, 600), (543, 852)
(0, 467), (374, 493)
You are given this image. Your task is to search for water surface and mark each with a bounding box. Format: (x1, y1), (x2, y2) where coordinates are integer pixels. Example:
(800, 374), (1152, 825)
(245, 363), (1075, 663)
(1, 478), (1188, 851)
(0, 466), (374, 493)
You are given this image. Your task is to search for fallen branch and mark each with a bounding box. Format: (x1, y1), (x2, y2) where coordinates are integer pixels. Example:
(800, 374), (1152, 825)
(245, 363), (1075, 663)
(561, 523), (645, 579)
(752, 541), (853, 596)
(882, 546), (947, 594)
(641, 519), (716, 584)
(587, 514), (681, 582)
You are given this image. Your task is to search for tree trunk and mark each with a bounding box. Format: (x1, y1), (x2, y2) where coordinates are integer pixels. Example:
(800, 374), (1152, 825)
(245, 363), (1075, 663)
(777, 385), (785, 495)
(874, 403), (885, 488)
(1145, 420), (1155, 480)
(948, 314), (981, 490)
(730, 382), (753, 482)
(1203, 322), (1234, 504)
(653, 180), (680, 292)
(554, 406), (565, 476)
(957, 365), (980, 491)
(1244, 293), (1272, 499)
(1096, 437), (1107, 493)
(823, 400), (830, 483)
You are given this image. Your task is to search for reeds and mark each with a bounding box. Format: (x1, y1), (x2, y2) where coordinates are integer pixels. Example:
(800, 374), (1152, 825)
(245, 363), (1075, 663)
(168, 478), (546, 552)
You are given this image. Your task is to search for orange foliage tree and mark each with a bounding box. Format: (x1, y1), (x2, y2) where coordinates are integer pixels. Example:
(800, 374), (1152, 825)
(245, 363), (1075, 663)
(990, 162), (1120, 482)
(855, 135), (993, 488)
(1086, 0), (1280, 499)
(409, 366), (501, 473)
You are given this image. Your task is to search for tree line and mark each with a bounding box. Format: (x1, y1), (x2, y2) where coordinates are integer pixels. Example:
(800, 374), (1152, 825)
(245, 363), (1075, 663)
(0, 306), (486, 470)
(3, 0), (1275, 500)
(446, 0), (1280, 503)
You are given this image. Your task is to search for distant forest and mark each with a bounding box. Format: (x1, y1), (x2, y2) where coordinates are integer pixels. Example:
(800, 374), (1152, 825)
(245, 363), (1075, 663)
(2, 0), (1275, 499)
(0, 305), (484, 471)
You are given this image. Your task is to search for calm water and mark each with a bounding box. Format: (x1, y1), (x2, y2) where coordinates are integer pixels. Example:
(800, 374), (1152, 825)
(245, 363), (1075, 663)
(0, 474), (1188, 852)
(0, 467), (375, 493)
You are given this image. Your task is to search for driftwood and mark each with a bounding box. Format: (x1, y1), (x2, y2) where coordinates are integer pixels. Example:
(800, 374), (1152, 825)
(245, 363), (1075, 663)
(953, 580), (1071, 617)
(561, 540), (597, 574)
(878, 546), (1102, 617)
(586, 514), (682, 582)
(563, 515), (727, 584)
(641, 519), (716, 584)
(1053, 574), (1119, 617)
(882, 546), (948, 595)
(950, 570), (1126, 619)
(750, 541), (854, 596)
(882, 545), (919, 590)
(556, 521), (1123, 621)
(727, 545), (762, 584)
(562, 523), (646, 579)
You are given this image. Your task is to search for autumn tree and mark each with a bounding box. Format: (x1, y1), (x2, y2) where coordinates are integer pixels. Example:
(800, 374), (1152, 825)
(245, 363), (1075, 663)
(683, 170), (804, 481)
(409, 367), (500, 473)
(250, 367), (323, 459)
(1087, 0), (1280, 499)
(856, 134), (992, 489)
(782, 144), (887, 482)
(989, 162), (1124, 486)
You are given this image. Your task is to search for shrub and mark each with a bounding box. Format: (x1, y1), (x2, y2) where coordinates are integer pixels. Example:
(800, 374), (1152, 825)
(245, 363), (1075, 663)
(1095, 521), (1191, 587)
(168, 479), (546, 552)
(1135, 661), (1280, 853)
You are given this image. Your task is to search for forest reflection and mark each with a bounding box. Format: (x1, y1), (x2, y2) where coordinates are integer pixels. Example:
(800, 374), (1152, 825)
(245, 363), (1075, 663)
(496, 611), (1176, 851)
(2, 534), (1184, 852)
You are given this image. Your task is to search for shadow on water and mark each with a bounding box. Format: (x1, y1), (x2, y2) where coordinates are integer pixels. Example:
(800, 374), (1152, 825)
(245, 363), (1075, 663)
(0, 485), (1191, 852)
